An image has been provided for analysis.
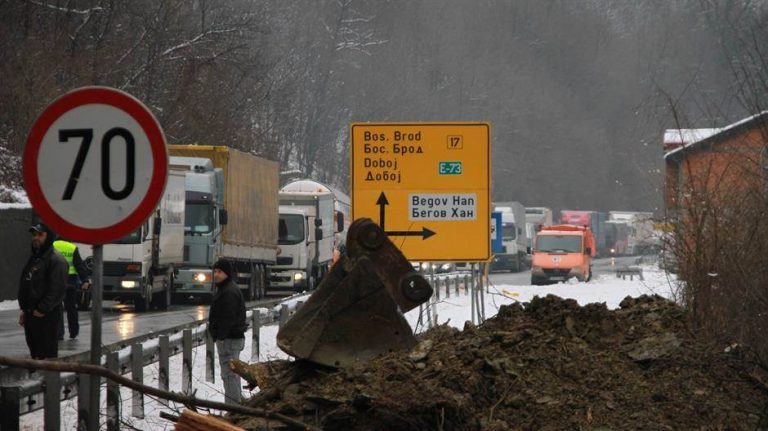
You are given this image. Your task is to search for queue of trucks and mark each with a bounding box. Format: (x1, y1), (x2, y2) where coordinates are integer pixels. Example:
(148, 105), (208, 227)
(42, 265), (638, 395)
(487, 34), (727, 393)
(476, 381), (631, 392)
(76, 145), (348, 311)
(74, 142), (662, 308)
(485, 203), (659, 285)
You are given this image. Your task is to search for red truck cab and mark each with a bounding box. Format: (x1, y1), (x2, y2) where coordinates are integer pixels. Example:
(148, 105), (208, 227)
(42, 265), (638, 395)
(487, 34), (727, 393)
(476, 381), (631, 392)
(531, 225), (596, 285)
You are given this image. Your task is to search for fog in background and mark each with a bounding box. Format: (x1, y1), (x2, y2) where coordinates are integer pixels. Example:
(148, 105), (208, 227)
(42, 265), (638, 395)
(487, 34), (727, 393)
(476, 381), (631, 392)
(2, 0), (767, 213)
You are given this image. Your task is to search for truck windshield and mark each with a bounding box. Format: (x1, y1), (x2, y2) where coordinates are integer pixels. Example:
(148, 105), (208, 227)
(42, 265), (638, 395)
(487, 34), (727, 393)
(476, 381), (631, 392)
(279, 214), (305, 245)
(113, 229), (142, 244)
(536, 235), (582, 253)
(185, 204), (214, 235)
(502, 223), (517, 240)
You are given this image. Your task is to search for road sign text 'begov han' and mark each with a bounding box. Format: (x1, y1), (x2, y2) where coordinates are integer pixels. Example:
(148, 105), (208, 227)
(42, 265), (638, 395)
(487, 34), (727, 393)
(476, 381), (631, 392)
(351, 123), (490, 261)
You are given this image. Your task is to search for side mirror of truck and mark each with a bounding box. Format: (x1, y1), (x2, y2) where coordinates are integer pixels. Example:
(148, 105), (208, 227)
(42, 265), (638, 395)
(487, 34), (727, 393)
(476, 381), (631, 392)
(153, 217), (162, 235)
(315, 227), (323, 241)
(585, 247), (592, 255)
(219, 209), (228, 226)
(336, 211), (344, 232)
(315, 218), (323, 227)
(526, 246), (531, 254)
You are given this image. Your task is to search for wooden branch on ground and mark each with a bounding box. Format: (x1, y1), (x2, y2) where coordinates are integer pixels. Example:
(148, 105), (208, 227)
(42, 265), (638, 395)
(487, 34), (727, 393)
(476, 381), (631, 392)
(0, 356), (320, 431)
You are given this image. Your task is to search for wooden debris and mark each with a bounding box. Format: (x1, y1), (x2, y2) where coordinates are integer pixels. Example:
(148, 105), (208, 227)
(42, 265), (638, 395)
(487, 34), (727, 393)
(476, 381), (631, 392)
(175, 409), (246, 431)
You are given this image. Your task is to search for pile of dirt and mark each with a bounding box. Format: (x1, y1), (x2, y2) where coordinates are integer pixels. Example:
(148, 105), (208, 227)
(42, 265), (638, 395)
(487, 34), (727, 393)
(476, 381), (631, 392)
(231, 295), (768, 430)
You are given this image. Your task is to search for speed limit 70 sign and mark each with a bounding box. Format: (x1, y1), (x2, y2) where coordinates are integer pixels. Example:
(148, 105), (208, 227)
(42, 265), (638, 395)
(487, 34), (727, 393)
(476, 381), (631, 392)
(23, 87), (169, 244)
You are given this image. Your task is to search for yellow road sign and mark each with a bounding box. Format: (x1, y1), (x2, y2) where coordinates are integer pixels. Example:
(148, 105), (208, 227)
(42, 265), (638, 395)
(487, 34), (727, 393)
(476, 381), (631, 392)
(351, 123), (491, 261)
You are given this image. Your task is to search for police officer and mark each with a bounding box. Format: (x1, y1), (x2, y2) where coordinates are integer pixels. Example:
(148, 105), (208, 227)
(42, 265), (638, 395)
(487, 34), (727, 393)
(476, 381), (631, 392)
(53, 238), (90, 340)
(18, 223), (68, 359)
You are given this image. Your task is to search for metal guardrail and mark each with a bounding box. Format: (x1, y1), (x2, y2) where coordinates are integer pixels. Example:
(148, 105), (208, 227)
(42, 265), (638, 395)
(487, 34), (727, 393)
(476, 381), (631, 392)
(615, 266), (645, 281)
(0, 304), (296, 431)
(0, 269), (480, 430)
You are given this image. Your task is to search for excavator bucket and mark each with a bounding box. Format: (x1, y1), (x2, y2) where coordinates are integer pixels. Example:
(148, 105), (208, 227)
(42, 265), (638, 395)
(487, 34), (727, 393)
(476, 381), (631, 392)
(276, 218), (433, 368)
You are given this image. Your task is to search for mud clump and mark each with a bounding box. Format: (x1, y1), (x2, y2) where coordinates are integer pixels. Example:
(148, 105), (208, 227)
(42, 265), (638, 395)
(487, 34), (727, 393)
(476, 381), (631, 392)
(231, 295), (768, 430)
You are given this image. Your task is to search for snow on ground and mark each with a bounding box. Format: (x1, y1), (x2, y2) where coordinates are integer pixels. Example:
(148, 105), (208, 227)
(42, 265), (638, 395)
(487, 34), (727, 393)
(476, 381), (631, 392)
(22, 326), (290, 430)
(0, 299), (19, 311)
(0, 186), (30, 208)
(405, 264), (682, 332)
(21, 265), (679, 429)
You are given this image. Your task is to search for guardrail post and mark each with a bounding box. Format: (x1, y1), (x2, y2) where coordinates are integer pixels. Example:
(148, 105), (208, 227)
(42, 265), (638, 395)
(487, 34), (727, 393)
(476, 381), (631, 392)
(44, 370), (61, 431)
(454, 276), (460, 296)
(1, 385), (21, 431)
(106, 351), (120, 431)
(77, 373), (89, 430)
(158, 335), (169, 391)
(251, 310), (261, 362)
(445, 276), (450, 298)
(279, 304), (289, 327)
(182, 329), (193, 394)
(131, 343), (144, 419)
(463, 275), (469, 296)
(205, 330), (215, 383)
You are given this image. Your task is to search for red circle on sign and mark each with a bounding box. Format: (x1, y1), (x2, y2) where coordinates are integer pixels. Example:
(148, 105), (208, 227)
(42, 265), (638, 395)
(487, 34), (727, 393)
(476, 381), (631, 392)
(23, 87), (168, 244)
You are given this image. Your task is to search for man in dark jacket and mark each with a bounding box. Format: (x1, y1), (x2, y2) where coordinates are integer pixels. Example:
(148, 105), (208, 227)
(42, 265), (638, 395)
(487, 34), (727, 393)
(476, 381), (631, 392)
(18, 223), (68, 359)
(207, 259), (246, 404)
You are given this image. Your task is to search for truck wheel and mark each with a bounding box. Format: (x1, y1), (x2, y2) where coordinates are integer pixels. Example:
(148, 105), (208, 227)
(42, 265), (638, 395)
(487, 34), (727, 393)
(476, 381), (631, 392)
(153, 273), (172, 310)
(253, 265), (265, 300)
(246, 273), (256, 301)
(135, 277), (151, 312)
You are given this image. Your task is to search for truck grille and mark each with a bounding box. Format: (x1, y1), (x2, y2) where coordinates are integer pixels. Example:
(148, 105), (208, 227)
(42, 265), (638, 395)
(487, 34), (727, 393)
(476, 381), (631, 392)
(543, 268), (570, 277)
(270, 274), (292, 283)
(104, 262), (128, 277)
(91, 261), (141, 277)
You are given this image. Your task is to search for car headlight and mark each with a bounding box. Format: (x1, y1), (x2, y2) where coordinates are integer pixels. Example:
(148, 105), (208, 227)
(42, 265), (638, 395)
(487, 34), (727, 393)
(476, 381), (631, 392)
(610, 248), (616, 254)
(441, 263), (451, 270)
(294, 273), (305, 281)
(194, 272), (209, 283)
(421, 262), (430, 270)
(121, 280), (136, 288)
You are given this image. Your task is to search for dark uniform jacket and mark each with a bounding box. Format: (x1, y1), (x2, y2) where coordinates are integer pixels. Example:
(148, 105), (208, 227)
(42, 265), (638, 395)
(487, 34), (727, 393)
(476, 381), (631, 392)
(208, 279), (247, 340)
(18, 237), (68, 314)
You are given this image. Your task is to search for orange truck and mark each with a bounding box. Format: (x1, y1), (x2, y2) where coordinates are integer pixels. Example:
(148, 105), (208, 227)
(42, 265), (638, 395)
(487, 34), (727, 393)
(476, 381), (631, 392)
(530, 225), (596, 285)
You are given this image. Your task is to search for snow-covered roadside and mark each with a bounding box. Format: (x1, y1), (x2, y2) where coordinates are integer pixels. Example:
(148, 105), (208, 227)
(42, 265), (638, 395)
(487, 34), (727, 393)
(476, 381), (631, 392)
(0, 299), (19, 311)
(404, 265), (681, 332)
(0, 186), (30, 208)
(20, 266), (679, 429)
(22, 325), (290, 430)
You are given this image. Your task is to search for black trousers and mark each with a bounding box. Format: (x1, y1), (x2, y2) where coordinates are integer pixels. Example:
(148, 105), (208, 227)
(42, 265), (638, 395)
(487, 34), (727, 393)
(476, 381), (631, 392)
(24, 309), (59, 359)
(57, 289), (80, 338)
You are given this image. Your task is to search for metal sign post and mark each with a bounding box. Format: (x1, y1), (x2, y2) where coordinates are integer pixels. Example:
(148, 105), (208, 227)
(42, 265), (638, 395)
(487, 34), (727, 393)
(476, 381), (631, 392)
(87, 245), (103, 431)
(23, 86), (169, 431)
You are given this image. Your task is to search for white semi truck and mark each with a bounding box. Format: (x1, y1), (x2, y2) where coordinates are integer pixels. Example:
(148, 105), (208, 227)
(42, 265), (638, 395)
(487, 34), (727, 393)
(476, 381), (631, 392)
(491, 201), (528, 272)
(78, 169), (186, 312)
(270, 180), (349, 292)
(169, 145), (279, 302)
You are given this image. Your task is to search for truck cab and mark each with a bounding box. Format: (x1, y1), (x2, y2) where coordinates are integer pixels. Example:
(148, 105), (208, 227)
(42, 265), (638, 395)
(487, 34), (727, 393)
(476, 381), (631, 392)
(77, 169), (186, 311)
(531, 225), (595, 285)
(273, 207), (312, 290)
(170, 156), (225, 301)
(491, 202), (528, 272)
